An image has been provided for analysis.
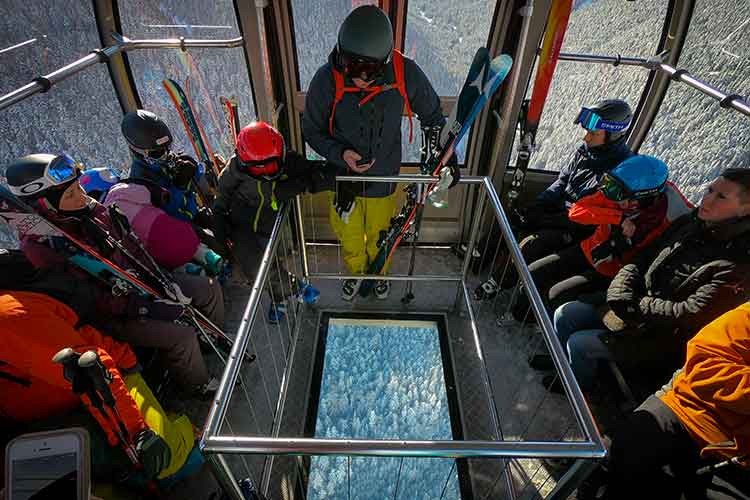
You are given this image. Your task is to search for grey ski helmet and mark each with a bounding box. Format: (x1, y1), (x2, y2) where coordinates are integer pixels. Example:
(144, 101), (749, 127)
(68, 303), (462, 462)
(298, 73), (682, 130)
(575, 99), (633, 141)
(337, 6), (394, 66)
(121, 109), (173, 159)
(5, 153), (81, 211)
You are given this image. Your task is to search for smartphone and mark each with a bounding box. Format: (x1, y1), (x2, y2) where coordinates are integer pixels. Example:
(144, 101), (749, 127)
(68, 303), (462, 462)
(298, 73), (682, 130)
(5, 428), (90, 500)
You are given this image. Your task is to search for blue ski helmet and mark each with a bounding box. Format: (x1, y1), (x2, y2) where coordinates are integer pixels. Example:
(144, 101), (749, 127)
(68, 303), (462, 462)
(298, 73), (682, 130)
(600, 155), (668, 202)
(79, 167), (120, 201)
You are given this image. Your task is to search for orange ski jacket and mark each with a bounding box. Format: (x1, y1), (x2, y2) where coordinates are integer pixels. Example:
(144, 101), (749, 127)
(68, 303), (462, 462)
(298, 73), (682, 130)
(659, 303), (750, 462)
(568, 182), (693, 277)
(0, 291), (147, 447)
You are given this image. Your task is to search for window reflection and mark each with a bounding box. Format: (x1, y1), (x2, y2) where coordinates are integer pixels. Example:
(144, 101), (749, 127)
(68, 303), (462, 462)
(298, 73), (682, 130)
(0, 1), (129, 174)
(404, 1), (497, 96)
(640, 0), (750, 203)
(291, 0), (378, 92)
(525, 0), (667, 172)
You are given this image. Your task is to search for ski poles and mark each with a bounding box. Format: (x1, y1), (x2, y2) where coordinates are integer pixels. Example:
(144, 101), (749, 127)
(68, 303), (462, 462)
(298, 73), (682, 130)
(52, 348), (141, 467)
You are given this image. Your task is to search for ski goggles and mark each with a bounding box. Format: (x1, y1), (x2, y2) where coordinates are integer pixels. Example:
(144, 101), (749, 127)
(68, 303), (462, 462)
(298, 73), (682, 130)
(237, 155), (283, 179)
(574, 107), (631, 133)
(600, 172), (664, 202)
(9, 153), (81, 197)
(341, 52), (386, 81)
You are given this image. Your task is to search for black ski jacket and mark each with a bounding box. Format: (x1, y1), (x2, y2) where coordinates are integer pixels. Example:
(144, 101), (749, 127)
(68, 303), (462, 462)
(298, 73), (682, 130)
(607, 211), (750, 336)
(302, 49), (445, 197)
(535, 137), (633, 212)
(213, 151), (335, 241)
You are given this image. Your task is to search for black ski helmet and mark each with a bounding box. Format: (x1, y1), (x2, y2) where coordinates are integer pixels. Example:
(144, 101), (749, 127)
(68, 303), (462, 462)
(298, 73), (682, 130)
(5, 153), (81, 211)
(578, 99), (633, 141)
(121, 109), (173, 158)
(337, 6), (394, 65)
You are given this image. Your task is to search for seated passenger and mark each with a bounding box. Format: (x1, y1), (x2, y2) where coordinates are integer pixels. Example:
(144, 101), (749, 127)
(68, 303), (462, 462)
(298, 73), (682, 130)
(5, 154), (220, 396)
(551, 168), (750, 396)
(474, 99), (634, 301)
(512, 155), (691, 322)
(0, 284), (197, 485)
(105, 109), (223, 275)
(583, 304), (750, 499)
(213, 121), (334, 318)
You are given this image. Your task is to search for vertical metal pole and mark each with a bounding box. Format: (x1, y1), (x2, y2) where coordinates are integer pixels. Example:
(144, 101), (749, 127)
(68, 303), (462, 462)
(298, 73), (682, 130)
(546, 459), (600, 500)
(295, 195), (310, 278)
(207, 453), (245, 500)
(454, 184), (487, 311)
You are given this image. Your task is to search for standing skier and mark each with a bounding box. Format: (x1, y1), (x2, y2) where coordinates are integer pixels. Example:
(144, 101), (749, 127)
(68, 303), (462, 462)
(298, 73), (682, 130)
(474, 99), (635, 301)
(303, 5), (458, 300)
(5, 154), (222, 395)
(213, 121), (334, 320)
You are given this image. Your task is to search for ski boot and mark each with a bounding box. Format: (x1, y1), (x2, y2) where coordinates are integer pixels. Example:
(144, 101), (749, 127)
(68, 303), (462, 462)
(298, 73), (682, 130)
(268, 302), (287, 324)
(473, 277), (499, 301)
(296, 280), (320, 304)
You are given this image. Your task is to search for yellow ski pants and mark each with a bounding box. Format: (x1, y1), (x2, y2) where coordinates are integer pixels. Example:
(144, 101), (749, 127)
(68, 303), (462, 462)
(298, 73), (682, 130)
(329, 192), (398, 275)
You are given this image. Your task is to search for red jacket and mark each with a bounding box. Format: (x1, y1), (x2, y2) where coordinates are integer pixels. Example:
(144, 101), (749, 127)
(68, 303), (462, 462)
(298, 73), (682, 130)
(0, 291), (147, 447)
(568, 182), (692, 277)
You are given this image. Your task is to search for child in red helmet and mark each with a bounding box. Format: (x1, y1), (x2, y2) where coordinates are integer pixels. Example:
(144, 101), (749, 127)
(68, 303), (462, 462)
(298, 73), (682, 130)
(213, 121), (335, 320)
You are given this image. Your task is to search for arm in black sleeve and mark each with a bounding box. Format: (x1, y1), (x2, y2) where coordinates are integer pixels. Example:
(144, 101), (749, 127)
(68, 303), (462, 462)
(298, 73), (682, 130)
(534, 153), (575, 209)
(635, 263), (750, 331)
(301, 65), (350, 169)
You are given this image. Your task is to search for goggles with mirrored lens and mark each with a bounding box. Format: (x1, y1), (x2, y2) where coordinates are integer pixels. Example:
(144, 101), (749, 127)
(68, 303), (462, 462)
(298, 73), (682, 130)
(575, 107), (631, 133)
(9, 153), (81, 197)
(341, 52), (385, 81)
(237, 156), (283, 179)
(600, 172), (629, 201)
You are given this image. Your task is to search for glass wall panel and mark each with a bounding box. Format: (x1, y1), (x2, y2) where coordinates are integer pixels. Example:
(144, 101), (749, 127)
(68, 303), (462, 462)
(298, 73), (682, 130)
(119, 1), (256, 160)
(404, 1), (497, 96)
(0, 0), (129, 172)
(525, 0), (668, 172)
(292, 0), (378, 92)
(640, 0), (750, 203)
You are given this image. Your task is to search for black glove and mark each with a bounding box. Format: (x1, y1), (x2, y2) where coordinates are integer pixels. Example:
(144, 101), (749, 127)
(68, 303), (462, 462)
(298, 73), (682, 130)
(590, 227), (631, 267)
(309, 166), (337, 193)
(421, 125), (460, 188)
(334, 179), (358, 223)
(171, 155), (199, 190)
(134, 429), (171, 479)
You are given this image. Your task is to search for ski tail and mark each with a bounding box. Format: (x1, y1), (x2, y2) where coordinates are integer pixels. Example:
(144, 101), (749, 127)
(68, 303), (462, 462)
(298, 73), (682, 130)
(509, 0), (574, 201)
(163, 79), (221, 190)
(220, 96), (240, 149)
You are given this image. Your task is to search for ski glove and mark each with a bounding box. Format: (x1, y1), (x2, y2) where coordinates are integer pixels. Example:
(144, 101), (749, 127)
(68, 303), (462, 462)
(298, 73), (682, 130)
(171, 155), (199, 190)
(590, 228), (631, 267)
(334, 179), (358, 224)
(421, 125), (460, 188)
(134, 429), (171, 479)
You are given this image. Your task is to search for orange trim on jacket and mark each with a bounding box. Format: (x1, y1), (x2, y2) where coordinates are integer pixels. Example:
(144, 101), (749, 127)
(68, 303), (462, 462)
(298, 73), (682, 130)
(660, 303), (750, 461)
(568, 182), (692, 277)
(0, 291), (147, 446)
(329, 49), (414, 143)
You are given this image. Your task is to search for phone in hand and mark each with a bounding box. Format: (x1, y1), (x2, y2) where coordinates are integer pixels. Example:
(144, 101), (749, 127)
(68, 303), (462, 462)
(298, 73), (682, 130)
(5, 428), (90, 500)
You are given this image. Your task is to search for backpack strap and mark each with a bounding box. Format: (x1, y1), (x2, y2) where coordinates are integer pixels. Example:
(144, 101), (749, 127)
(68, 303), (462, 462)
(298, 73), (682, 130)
(328, 50), (414, 144)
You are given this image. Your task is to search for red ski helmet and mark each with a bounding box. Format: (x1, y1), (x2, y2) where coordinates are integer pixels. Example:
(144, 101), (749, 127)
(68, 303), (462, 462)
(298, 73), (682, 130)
(236, 121), (286, 179)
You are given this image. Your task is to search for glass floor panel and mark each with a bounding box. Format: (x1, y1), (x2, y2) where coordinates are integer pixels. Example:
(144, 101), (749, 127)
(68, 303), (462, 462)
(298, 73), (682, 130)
(307, 316), (464, 499)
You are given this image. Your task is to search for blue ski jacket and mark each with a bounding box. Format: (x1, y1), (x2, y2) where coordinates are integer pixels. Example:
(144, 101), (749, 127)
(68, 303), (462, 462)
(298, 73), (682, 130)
(302, 49), (445, 197)
(127, 154), (203, 222)
(535, 137), (634, 212)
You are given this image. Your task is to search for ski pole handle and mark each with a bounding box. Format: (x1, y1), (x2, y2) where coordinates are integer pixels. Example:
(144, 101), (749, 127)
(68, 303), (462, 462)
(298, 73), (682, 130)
(78, 350), (115, 406)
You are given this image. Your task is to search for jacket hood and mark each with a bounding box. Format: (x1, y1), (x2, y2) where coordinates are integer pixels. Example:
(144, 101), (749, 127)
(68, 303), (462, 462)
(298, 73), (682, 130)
(582, 136), (631, 162)
(701, 213), (750, 242)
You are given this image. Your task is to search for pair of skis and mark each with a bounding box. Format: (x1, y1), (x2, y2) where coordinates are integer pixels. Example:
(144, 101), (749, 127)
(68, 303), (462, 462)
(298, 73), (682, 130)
(0, 187), (253, 364)
(358, 48), (514, 297)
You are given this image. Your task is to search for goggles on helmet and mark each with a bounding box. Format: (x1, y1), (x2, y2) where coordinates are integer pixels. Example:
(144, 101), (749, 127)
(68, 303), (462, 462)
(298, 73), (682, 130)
(9, 153), (81, 197)
(237, 155), (283, 180)
(575, 107), (631, 133)
(340, 51), (385, 81)
(600, 172), (664, 202)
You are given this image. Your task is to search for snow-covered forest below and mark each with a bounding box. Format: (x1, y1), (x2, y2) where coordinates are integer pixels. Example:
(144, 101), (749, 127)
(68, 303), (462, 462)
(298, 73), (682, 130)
(308, 319), (460, 499)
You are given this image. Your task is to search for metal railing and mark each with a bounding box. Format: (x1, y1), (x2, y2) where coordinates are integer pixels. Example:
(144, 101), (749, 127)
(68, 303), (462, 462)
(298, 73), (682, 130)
(556, 50), (750, 118)
(200, 175), (606, 500)
(0, 33), (244, 111)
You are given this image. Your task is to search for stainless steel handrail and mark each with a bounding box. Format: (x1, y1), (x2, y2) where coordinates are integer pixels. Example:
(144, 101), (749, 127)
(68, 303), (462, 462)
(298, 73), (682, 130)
(0, 34), (244, 111)
(200, 175), (607, 463)
(557, 50), (750, 118)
